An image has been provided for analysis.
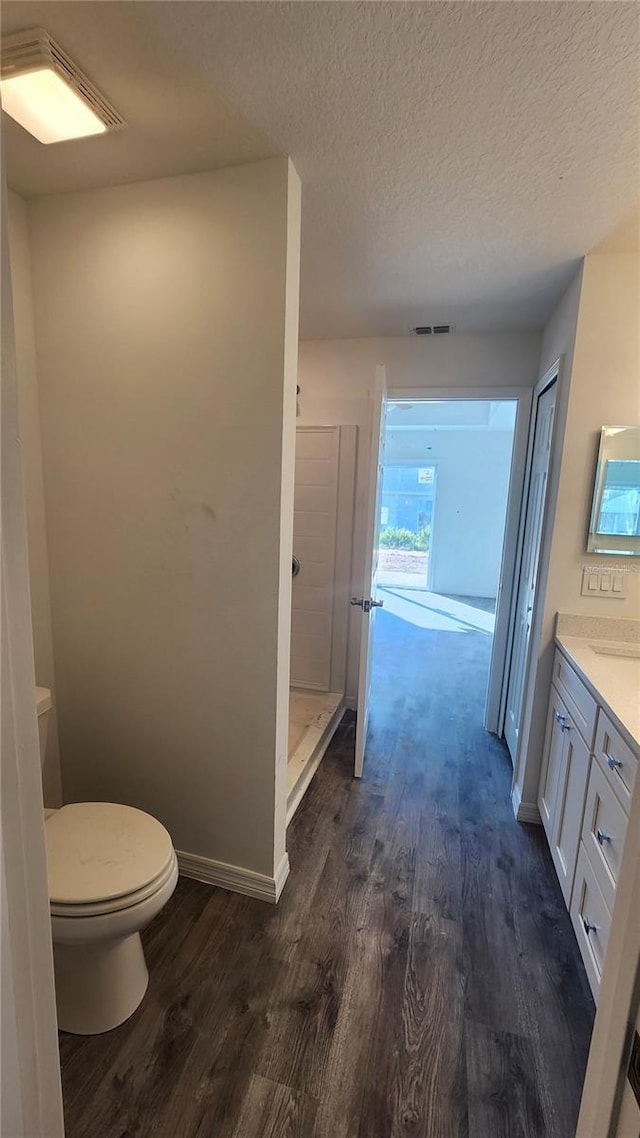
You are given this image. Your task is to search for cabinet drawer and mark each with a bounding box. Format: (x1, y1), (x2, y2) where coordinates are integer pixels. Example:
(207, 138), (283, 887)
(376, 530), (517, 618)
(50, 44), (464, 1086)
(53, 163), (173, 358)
(570, 842), (612, 1002)
(594, 709), (638, 812)
(582, 758), (628, 911)
(552, 649), (597, 748)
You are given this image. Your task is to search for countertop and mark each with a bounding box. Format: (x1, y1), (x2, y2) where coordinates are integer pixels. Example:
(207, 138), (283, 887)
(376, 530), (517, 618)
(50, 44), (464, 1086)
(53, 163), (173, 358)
(555, 619), (640, 750)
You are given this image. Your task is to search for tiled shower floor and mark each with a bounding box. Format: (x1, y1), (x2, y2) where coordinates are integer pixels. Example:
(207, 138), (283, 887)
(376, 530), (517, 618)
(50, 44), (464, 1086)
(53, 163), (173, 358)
(287, 688), (344, 820)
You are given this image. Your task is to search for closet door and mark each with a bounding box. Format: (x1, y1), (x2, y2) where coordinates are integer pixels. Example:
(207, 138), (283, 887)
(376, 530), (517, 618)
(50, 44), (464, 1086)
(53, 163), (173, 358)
(504, 378), (556, 762)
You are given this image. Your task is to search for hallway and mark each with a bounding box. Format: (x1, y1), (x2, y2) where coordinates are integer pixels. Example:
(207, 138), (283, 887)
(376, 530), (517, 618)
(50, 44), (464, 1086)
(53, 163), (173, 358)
(59, 611), (594, 1138)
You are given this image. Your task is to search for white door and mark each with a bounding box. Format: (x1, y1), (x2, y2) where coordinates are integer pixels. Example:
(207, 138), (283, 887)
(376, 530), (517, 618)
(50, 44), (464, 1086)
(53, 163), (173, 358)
(503, 379), (557, 761)
(353, 366), (388, 778)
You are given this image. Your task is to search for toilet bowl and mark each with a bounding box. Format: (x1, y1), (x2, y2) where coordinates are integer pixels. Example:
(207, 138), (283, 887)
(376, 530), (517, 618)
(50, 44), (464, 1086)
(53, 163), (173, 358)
(37, 690), (178, 1034)
(46, 802), (178, 1034)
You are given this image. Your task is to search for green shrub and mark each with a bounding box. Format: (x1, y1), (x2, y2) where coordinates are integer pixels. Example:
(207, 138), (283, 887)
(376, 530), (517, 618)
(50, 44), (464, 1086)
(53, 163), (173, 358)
(416, 524), (431, 552)
(379, 525), (431, 552)
(380, 527), (420, 550)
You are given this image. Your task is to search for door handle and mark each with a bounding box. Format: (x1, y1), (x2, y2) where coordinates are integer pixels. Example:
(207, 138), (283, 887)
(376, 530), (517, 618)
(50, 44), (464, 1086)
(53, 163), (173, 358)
(351, 597), (384, 614)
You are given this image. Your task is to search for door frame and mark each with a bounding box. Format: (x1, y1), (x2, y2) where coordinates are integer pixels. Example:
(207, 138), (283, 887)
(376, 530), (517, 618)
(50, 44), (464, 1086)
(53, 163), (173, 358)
(1, 174), (65, 1138)
(389, 386), (532, 733)
(498, 365), (559, 749)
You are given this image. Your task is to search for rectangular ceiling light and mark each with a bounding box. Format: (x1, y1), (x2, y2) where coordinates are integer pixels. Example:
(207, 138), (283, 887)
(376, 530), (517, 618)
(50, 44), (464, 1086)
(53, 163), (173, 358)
(1, 27), (125, 144)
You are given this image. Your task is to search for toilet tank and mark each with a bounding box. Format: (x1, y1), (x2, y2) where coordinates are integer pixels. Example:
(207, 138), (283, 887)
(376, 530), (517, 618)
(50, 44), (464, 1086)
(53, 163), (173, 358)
(36, 686), (52, 768)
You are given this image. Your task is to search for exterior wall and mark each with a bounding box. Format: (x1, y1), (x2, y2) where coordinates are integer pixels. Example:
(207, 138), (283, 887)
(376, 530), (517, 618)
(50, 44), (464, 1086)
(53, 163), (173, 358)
(29, 158), (300, 881)
(298, 332), (542, 699)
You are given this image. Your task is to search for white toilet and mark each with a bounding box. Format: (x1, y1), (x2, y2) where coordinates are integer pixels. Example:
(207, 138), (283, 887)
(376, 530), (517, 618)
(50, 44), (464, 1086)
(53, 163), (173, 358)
(37, 687), (179, 1035)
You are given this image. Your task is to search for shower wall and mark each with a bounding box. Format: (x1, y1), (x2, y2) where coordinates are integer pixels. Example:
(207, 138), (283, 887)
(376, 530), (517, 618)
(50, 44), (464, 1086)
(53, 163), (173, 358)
(291, 426), (357, 693)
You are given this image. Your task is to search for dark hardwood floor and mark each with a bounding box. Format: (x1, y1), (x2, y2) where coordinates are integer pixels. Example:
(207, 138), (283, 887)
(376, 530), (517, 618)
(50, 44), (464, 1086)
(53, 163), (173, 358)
(59, 611), (594, 1138)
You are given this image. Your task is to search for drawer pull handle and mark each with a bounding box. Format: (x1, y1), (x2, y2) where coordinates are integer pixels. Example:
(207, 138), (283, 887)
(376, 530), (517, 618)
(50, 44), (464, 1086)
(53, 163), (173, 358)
(582, 918), (597, 936)
(607, 754), (623, 773)
(554, 711), (571, 731)
(596, 828), (611, 846)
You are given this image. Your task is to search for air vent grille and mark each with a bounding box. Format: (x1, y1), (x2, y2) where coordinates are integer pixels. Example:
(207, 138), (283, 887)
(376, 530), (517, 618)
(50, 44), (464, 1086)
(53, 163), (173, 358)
(411, 323), (455, 336)
(1, 27), (125, 130)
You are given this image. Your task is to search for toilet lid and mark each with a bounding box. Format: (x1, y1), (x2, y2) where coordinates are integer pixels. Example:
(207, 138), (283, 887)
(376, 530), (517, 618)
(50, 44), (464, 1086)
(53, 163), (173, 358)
(45, 803), (175, 905)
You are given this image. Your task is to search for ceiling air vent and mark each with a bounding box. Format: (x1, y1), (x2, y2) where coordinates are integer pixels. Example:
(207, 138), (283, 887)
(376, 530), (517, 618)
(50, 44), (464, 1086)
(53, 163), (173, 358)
(411, 323), (455, 336)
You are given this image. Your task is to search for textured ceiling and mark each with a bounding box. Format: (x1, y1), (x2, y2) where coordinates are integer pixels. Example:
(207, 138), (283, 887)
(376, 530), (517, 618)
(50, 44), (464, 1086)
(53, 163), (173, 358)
(3, 1), (639, 337)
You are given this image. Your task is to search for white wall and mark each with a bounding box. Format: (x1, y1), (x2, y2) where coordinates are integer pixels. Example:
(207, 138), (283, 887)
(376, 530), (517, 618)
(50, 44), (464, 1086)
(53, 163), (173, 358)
(547, 252), (640, 621)
(28, 158), (301, 883)
(298, 332), (542, 698)
(7, 192), (62, 808)
(516, 252), (640, 807)
(384, 426), (515, 598)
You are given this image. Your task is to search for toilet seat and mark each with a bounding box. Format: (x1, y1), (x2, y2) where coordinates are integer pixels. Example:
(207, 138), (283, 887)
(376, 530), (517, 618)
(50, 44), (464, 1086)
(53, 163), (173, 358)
(50, 856), (177, 918)
(45, 802), (175, 912)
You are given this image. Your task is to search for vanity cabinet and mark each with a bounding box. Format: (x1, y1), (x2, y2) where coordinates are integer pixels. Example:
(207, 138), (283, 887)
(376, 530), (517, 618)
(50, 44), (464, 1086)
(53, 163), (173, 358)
(538, 646), (638, 1002)
(538, 664), (592, 906)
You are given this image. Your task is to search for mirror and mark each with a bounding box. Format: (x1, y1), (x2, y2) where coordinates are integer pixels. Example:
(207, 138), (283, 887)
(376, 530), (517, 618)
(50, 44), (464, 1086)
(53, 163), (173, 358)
(588, 426), (640, 555)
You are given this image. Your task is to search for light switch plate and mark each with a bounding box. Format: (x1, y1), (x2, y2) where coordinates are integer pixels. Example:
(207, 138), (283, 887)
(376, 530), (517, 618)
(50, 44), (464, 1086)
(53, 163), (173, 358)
(581, 566), (627, 598)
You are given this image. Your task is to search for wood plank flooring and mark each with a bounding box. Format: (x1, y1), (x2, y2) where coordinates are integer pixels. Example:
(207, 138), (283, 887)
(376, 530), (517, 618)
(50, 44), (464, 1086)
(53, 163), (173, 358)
(59, 611), (594, 1137)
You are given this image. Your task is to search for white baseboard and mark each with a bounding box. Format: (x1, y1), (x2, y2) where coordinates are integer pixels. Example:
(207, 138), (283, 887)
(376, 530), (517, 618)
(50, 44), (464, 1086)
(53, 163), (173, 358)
(273, 852), (290, 901)
(177, 849), (290, 905)
(511, 783), (541, 824)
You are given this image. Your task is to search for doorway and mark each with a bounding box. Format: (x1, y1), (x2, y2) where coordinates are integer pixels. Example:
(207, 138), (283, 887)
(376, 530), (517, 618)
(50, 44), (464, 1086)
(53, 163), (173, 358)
(352, 387), (536, 781)
(374, 397), (518, 726)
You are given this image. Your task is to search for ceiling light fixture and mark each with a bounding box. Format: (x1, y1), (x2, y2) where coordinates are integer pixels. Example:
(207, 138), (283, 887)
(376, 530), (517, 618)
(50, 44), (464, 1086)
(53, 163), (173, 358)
(1, 27), (125, 144)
